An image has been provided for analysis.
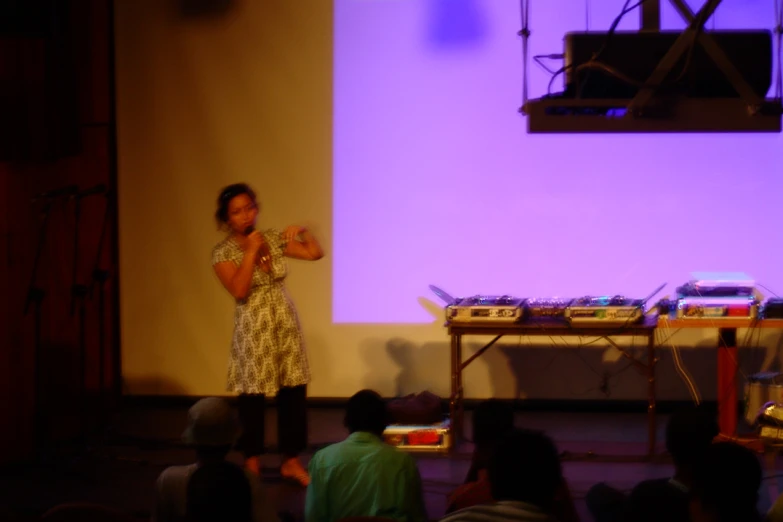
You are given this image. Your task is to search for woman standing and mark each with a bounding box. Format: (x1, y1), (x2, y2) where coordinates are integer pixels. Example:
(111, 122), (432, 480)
(211, 183), (323, 487)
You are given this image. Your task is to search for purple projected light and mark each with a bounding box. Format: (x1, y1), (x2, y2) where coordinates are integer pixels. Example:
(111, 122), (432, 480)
(333, 0), (783, 324)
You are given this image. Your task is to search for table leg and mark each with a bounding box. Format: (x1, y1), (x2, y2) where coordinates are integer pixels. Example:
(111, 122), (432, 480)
(450, 333), (458, 445)
(455, 334), (464, 439)
(647, 331), (657, 458)
(718, 328), (739, 436)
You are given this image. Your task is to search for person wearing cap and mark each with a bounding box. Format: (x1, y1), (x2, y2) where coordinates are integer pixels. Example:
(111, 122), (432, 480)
(152, 397), (276, 522)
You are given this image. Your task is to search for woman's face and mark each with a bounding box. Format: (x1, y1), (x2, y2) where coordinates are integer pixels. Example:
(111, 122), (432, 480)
(226, 193), (258, 234)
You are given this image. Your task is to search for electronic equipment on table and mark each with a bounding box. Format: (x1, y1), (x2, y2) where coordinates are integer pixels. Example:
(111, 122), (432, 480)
(563, 283), (665, 326)
(565, 295), (645, 326)
(525, 297), (572, 318)
(382, 419), (452, 453)
(676, 296), (759, 319)
(675, 272), (759, 319)
(430, 276), (775, 326)
(677, 274), (755, 298)
(655, 299), (676, 316)
(445, 295), (526, 324)
(762, 298), (783, 319)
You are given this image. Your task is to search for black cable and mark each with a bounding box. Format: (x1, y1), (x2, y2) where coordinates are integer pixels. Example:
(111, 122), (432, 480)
(556, 0), (722, 96)
(533, 53), (564, 75)
(758, 283), (780, 298)
(576, 0), (637, 96)
(775, 0), (782, 99)
(546, 0), (649, 95)
(576, 61), (645, 88)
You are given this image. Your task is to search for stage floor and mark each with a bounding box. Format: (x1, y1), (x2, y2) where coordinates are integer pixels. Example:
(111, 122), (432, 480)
(1, 405), (781, 521)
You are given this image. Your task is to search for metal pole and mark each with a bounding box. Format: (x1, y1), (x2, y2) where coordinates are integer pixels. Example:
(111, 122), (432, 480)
(641, 0), (661, 31)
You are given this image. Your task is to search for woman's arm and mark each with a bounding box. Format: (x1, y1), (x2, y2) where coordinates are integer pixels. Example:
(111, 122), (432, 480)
(213, 233), (262, 300)
(282, 226), (324, 261)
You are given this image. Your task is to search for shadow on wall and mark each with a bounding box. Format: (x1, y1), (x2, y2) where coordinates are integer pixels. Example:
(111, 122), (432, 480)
(358, 326), (783, 403)
(359, 337), (450, 397)
(487, 338), (776, 402)
(426, 0), (489, 49)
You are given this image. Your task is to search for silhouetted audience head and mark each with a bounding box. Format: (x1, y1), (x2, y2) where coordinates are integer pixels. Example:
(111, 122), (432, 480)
(182, 397), (241, 462)
(472, 399), (515, 448)
(186, 461), (252, 522)
(344, 389), (389, 437)
(689, 442), (762, 522)
(666, 406), (719, 473)
(488, 428), (563, 510)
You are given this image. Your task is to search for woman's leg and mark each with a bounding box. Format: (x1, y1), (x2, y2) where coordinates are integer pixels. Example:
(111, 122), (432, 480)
(277, 384), (308, 456)
(277, 385), (309, 485)
(236, 393), (266, 474)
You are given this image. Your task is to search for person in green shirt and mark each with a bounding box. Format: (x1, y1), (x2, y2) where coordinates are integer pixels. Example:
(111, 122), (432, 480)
(305, 390), (429, 522)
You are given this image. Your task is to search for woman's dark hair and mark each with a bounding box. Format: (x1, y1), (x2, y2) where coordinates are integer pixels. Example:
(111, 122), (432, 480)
(215, 183), (257, 228)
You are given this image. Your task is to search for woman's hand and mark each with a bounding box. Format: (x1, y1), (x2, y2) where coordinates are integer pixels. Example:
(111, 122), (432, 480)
(282, 225), (324, 261)
(282, 225), (307, 245)
(245, 230), (264, 255)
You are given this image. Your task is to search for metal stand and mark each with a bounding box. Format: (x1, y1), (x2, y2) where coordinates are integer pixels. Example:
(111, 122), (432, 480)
(64, 185), (114, 462)
(69, 193), (91, 444)
(24, 200), (55, 461)
(627, 0), (762, 115)
(640, 0), (661, 32)
(27, 286), (47, 461)
(88, 187), (113, 449)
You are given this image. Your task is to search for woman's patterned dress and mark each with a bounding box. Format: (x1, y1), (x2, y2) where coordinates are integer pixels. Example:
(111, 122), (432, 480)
(211, 229), (310, 396)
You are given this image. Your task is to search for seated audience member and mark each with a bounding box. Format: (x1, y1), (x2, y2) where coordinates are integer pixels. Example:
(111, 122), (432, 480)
(690, 442), (762, 522)
(305, 389), (428, 522)
(586, 405), (719, 522)
(152, 397), (274, 522)
(186, 461), (252, 522)
(465, 400), (516, 483)
(440, 428), (566, 522)
(445, 400), (515, 513)
(446, 402), (578, 522)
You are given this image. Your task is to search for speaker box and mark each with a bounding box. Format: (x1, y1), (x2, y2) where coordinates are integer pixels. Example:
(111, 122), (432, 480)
(563, 30), (773, 100)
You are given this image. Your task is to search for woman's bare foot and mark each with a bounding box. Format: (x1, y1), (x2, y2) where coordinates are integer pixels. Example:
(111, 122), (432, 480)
(280, 456), (310, 487)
